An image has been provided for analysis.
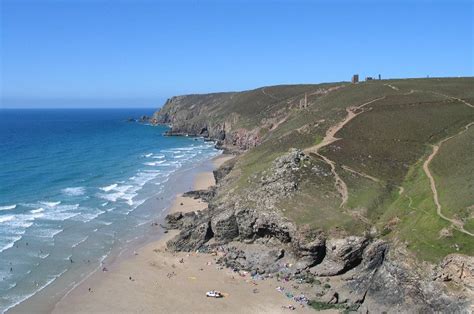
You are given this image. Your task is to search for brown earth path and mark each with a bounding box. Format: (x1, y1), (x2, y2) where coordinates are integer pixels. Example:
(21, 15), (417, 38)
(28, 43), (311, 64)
(305, 96), (385, 207)
(422, 122), (474, 237)
(341, 165), (381, 183)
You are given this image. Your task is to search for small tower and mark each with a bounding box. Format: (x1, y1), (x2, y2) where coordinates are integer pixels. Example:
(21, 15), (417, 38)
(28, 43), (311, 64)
(299, 93), (308, 109)
(352, 74), (359, 84)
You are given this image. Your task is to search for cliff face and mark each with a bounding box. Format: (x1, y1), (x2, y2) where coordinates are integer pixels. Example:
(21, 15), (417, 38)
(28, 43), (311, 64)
(153, 94), (252, 151)
(153, 84), (333, 151)
(154, 78), (474, 312)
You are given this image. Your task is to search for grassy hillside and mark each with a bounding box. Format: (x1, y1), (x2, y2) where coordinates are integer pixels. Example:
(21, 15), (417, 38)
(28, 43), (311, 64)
(156, 77), (474, 262)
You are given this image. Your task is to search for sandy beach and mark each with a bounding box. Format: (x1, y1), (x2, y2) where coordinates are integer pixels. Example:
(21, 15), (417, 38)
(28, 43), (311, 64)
(46, 154), (317, 314)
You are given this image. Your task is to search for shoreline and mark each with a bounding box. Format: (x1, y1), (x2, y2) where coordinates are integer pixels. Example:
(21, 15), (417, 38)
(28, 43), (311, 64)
(19, 153), (318, 313)
(7, 153), (227, 314)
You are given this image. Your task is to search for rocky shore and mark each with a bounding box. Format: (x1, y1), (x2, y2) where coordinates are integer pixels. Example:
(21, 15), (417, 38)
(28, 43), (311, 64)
(153, 85), (474, 312)
(163, 150), (473, 312)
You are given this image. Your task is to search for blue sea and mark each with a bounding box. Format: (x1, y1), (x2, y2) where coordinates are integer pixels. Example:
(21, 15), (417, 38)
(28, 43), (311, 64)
(0, 109), (219, 312)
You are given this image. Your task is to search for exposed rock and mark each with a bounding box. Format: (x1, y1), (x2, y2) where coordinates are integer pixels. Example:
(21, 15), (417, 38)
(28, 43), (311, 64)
(164, 212), (184, 229)
(435, 254), (474, 290)
(153, 85), (472, 312)
(310, 236), (369, 276)
(217, 242), (285, 273)
(213, 158), (236, 184)
(167, 221), (213, 252)
(182, 188), (216, 202)
(291, 226), (326, 269)
(247, 149), (310, 210)
(211, 210), (239, 242)
(253, 211), (296, 243)
(164, 211), (200, 230)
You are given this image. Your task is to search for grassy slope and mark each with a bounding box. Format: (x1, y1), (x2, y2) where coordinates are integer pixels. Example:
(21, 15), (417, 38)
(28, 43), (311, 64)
(158, 77), (474, 262)
(430, 125), (474, 233)
(231, 78), (474, 261)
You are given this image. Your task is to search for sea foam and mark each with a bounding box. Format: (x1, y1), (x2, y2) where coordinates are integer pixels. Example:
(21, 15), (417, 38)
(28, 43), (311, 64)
(0, 204), (17, 211)
(0, 215), (15, 223)
(40, 201), (61, 208)
(62, 187), (86, 196)
(100, 183), (118, 192)
(30, 208), (45, 214)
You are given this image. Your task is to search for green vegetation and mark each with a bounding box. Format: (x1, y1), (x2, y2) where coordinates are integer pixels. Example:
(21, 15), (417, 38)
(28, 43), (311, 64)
(308, 300), (346, 311)
(158, 77), (474, 262)
(430, 125), (474, 227)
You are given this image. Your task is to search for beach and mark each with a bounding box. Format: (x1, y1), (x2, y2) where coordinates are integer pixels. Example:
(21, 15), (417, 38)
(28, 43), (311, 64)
(35, 154), (316, 314)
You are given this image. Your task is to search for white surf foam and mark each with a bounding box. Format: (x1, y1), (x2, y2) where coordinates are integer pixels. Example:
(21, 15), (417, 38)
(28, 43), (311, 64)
(61, 187), (86, 196)
(143, 153), (153, 158)
(100, 183), (118, 192)
(71, 236), (89, 248)
(2, 269), (68, 314)
(35, 228), (63, 238)
(143, 161), (165, 166)
(75, 209), (106, 223)
(0, 235), (22, 253)
(0, 204), (17, 211)
(97, 184), (137, 205)
(0, 215), (15, 223)
(40, 201), (61, 208)
(39, 252), (50, 259)
(30, 208), (45, 214)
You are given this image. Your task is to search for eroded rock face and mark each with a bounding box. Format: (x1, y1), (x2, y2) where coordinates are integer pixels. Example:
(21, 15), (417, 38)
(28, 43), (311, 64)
(211, 210), (239, 242)
(182, 188), (216, 203)
(217, 242), (285, 273)
(310, 236), (369, 276)
(164, 212), (184, 229)
(161, 147), (472, 312)
(213, 158), (236, 184)
(292, 227), (326, 269)
(167, 221), (213, 252)
(436, 254), (474, 288)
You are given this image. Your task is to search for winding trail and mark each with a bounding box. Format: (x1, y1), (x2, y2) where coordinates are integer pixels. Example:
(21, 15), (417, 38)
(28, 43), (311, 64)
(385, 84), (399, 91)
(306, 96), (385, 207)
(430, 91), (474, 109)
(341, 165), (380, 183)
(422, 122), (474, 237)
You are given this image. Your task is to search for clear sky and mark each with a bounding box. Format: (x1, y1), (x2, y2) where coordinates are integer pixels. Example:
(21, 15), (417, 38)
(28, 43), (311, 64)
(1, 0), (473, 108)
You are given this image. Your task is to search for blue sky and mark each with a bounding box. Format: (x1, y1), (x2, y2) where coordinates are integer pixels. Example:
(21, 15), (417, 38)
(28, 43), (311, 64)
(1, 0), (473, 108)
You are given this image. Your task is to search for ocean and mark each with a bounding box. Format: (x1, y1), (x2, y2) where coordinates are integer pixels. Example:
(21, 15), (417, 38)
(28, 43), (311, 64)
(0, 109), (219, 312)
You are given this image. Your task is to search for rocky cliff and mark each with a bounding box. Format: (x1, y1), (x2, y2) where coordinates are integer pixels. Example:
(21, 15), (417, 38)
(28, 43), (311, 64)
(154, 78), (474, 312)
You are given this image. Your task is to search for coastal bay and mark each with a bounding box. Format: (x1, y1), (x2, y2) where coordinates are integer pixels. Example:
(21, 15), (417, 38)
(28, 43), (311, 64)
(27, 155), (318, 314)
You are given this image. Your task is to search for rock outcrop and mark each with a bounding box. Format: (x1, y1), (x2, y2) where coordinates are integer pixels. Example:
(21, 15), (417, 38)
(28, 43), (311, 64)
(310, 236), (369, 276)
(153, 95), (257, 152)
(160, 151), (473, 312)
(153, 82), (474, 312)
